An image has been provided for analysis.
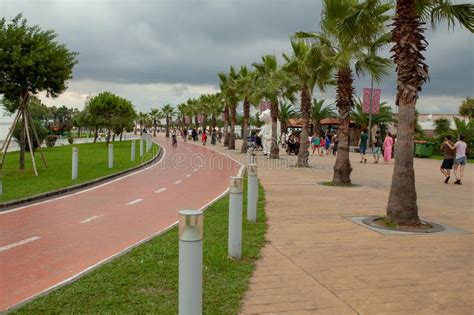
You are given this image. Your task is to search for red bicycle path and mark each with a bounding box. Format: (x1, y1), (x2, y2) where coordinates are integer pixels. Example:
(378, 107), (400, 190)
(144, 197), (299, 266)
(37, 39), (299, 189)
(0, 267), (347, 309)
(0, 136), (241, 311)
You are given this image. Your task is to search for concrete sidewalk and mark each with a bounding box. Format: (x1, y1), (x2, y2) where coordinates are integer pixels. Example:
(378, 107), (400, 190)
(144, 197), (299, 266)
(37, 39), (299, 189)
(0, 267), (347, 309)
(204, 140), (473, 314)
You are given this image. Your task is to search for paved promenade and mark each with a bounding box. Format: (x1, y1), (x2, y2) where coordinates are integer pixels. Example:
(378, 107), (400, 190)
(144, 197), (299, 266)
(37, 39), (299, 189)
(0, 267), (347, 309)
(205, 140), (473, 314)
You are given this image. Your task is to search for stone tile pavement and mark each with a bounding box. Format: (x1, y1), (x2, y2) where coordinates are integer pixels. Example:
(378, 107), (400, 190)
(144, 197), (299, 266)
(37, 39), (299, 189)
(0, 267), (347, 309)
(195, 139), (473, 314)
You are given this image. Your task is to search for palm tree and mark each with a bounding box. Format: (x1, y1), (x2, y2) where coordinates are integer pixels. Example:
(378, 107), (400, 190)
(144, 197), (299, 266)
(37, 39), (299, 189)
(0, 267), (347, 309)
(149, 108), (164, 137)
(296, 0), (392, 183)
(278, 102), (298, 135)
(236, 66), (257, 153)
(386, 0), (473, 225)
(311, 98), (337, 135)
(218, 67), (239, 149)
(283, 40), (334, 166)
(350, 99), (395, 130)
(253, 55), (295, 158)
(161, 104), (175, 138)
(208, 93), (224, 130)
(137, 112), (149, 136)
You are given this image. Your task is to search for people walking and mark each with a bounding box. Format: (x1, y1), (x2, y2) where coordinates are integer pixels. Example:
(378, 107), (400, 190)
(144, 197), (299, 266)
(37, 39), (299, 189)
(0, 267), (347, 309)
(372, 130), (383, 163)
(440, 135), (455, 183)
(332, 133), (338, 156)
(359, 129), (368, 163)
(311, 133), (321, 155)
(202, 130), (207, 146)
(446, 134), (468, 185)
(383, 132), (394, 163)
(325, 132), (331, 155)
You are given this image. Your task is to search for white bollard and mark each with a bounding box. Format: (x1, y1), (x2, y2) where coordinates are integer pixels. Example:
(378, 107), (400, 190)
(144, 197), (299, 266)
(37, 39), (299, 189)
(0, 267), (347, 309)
(147, 134), (152, 151)
(108, 143), (113, 168)
(140, 137), (144, 157)
(179, 209), (203, 315)
(247, 164), (258, 222)
(247, 151), (256, 165)
(228, 176), (243, 260)
(72, 147), (78, 180)
(131, 140), (136, 161)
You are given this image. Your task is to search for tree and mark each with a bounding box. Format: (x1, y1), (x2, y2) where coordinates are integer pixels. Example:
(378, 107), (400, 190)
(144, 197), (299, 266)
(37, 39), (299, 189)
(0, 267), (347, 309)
(161, 104), (175, 138)
(350, 99), (395, 130)
(453, 117), (474, 145)
(0, 14), (77, 174)
(112, 98), (136, 141)
(283, 40), (334, 166)
(459, 97), (474, 120)
(434, 117), (451, 135)
(72, 108), (88, 138)
(296, 0), (392, 183)
(150, 108), (164, 136)
(278, 102), (298, 135)
(236, 66), (257, 153)
(88, 92), (120, 144)
(218, 67), (239, 149)
(253, 55), (295, 158)
(311, 98), (337, 135)
(386, 0), (473, 225)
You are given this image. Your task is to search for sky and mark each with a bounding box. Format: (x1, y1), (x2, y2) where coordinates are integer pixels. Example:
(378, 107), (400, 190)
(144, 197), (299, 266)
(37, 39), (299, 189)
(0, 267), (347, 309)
(1, 0), (473, 115)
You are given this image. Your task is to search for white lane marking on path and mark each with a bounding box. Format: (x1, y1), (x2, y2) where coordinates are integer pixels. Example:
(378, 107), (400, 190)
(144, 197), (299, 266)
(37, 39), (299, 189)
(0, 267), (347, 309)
(0, 236), (41, 253)
(80, 215), (104, 224)
(127, 199), (143, 206)
(155, 188), (167, 194)
(174, 180), (182, 185)
(186, 174), (192, 178)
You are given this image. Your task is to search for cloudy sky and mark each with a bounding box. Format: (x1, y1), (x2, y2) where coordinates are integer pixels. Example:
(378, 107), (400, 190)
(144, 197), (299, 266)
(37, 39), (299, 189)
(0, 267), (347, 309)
(1, 0), (473, 114)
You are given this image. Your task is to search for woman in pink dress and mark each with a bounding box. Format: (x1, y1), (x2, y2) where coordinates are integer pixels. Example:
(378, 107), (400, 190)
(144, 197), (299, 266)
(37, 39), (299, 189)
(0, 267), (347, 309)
(383, 132), (394, 162)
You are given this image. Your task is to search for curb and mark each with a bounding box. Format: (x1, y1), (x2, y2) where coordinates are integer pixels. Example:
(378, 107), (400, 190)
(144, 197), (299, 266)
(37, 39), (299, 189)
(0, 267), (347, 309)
(0, 144), (163, 211)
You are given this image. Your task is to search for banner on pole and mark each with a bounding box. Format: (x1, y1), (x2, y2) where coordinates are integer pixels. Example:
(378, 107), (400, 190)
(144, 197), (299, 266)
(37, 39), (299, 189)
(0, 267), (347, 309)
(259, 101), (271, 113)
(362, 88), (381, 114)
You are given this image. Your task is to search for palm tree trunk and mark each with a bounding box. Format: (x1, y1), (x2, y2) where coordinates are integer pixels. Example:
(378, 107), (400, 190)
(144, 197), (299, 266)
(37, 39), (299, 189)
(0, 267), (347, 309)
(386, 0), (426, 225)
(224, 105), (230, 147)
(153, 119), (157, 137)
(241, 97), (250, 153)
(270, 100), (279, 159)
(332, 67), (354, 185)
(228, 105), (236, 149)
(120, 127), (124, 141)
(78, 127), (81, 138)
(297, 85), (311, 166)
(281, 121), (287, 136)
(165, 117), (170, 138)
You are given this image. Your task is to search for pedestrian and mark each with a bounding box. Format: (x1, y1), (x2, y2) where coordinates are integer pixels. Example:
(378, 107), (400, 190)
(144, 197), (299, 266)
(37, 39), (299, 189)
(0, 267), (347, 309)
(446, 134), (467, 185)
(311, 133), (320, 155)
(211, 128), (217, 145)
(319, 133), (325, 156)
(325, 132), (331, 155)
(332, 133), (338, 156)
(383, 132), (394, 163)
(202, 130), (207, 146)
(440, 135), (455, 183)
(192, 129), (197, 141)
(372, 130), (383, 163)
(359, 129), (368, 163)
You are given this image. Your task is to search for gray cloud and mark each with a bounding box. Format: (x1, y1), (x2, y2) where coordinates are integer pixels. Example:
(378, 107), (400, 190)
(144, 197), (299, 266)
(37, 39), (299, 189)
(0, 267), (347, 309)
(1, 0), (472, 113)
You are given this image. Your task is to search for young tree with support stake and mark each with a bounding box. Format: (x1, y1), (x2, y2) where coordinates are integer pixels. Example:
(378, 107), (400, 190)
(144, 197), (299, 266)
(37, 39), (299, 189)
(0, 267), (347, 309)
(0, 14), (78, 176)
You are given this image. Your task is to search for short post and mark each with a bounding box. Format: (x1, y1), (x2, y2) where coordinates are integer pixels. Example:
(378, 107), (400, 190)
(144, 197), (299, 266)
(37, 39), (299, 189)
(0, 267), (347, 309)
(228, 176), (243, 260)
(72, 147), (78, 180)
(247, 164), (258, 222)
(108, 143), (113, 168)
(179, 209), (203, 315)
(148, 134), (153, 151)
(247, 151), (256, 165)
(140, 137), (144, 157)
(131, 140), (136, 161)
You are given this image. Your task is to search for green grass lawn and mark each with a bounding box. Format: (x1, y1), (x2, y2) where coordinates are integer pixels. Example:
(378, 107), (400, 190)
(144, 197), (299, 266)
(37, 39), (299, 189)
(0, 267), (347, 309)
(0, 140), (158, 203)
(12, 176), (267, 314)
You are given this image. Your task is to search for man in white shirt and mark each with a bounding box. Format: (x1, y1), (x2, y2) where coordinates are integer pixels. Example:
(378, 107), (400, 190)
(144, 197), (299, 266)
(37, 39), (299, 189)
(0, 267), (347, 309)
(446, 134), (467, 185)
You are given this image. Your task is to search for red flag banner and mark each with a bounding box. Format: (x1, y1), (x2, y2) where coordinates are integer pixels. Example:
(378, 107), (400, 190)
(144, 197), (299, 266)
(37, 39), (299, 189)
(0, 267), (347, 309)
(259, 101), (271, 113)
(362, 88), (381, 114)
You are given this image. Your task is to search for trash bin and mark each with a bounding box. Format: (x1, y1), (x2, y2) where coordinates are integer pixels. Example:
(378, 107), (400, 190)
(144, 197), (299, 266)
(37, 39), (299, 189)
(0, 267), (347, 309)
(415, 142), (434, 158)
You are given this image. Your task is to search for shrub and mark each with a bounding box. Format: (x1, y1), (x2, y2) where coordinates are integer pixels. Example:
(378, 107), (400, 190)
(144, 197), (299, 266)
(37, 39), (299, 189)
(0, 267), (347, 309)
(68, 135), (74, 144)
(45, 135), (58, 147)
